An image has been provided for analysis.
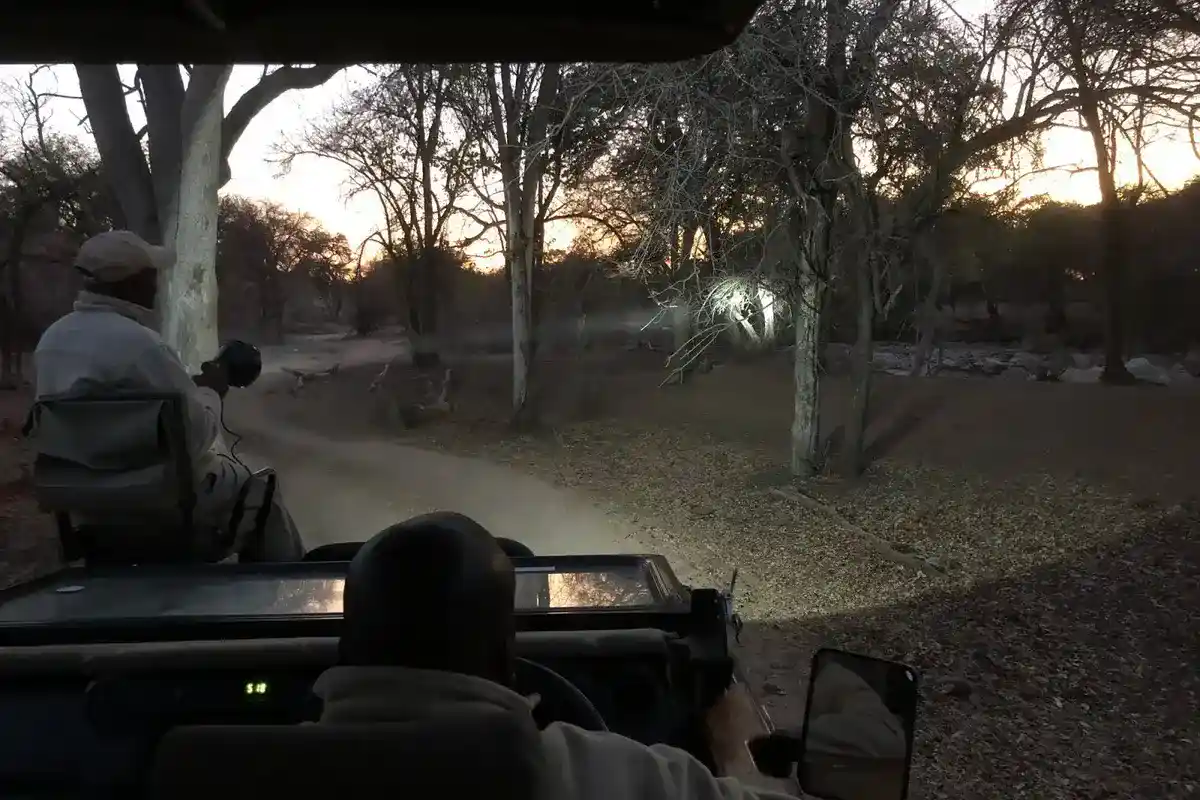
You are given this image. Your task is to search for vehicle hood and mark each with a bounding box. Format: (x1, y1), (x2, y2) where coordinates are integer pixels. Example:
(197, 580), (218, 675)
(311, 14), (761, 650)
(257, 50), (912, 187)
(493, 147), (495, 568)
(313, 665), (537, 724)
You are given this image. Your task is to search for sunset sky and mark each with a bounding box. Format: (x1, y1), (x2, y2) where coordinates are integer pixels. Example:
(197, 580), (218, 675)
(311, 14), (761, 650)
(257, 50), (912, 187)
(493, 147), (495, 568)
(3, 49), (1197, 267)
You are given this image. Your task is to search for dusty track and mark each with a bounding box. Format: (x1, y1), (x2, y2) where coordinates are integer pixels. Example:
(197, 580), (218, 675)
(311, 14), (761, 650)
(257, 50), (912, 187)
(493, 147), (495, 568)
(224, 375), (648, 558)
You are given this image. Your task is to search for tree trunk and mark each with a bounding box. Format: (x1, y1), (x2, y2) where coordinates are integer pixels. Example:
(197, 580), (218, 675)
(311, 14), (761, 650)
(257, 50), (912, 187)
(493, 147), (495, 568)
(1045, 263), (1067, 335)
(75, 65), (161, 241)
(159, 67), (230, 372)
(910, 252), (944, 377)
(671, 301), (692, 352)
(668, 300), (693, 383)
(528, 217), (547, 363)
(791, 275), (826, 478)
(841, 254), (875, 477)
(0, 212), (30, 387)
(410, 248), (441, 367)
(758, 285), (777, 346)
(510, 236), (532, 419)
(1074, 60), (1134, 384)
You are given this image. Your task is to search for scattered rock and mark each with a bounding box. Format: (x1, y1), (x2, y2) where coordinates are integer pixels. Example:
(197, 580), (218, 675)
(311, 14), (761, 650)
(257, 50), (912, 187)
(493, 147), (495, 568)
(1012, 351), (1044, 373)
(981, 357), (1008, 376)
(1046, 349), (1073, 376)
(834, 342), (1199, 388)
(999, 366), (1033, 381)
(1125, 357), (1171, 385)
(1060, 366), (1103, 384)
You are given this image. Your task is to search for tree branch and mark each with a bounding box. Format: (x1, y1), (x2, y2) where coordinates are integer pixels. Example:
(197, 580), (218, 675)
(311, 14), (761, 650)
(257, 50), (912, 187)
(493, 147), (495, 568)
(221, 65), (346, 185)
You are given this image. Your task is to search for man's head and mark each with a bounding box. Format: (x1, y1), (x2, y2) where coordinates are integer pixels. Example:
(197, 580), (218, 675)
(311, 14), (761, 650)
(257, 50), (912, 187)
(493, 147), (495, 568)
(74, 230), (172, 310)
(339, 512), (518, 685)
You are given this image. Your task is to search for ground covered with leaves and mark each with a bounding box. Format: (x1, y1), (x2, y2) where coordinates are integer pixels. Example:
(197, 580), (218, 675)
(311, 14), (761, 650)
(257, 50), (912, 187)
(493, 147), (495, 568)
(423, 427), (1196, 799)
(279, 352), (1198, 800)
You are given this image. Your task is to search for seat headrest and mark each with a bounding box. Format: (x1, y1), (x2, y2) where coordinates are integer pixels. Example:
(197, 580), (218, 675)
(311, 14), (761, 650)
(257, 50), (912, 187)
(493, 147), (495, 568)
(146, 708), (543, 800)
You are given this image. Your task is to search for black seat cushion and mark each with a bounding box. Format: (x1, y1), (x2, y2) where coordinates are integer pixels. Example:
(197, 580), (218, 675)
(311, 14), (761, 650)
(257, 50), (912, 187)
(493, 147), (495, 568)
(146, 708), (544, 800)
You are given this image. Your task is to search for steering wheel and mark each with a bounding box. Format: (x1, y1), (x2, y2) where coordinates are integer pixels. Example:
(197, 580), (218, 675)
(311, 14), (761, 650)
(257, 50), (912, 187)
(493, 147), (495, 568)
(515, 657), (608, 732)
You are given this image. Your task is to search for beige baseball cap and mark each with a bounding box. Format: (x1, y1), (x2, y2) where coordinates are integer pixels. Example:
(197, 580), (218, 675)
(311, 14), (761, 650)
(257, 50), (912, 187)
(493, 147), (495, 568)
(75, 230), (173, 283)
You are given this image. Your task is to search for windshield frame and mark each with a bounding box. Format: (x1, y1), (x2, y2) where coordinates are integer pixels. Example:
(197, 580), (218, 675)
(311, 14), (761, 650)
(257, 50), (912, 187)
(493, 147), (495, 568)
(0, 555), (691, 647)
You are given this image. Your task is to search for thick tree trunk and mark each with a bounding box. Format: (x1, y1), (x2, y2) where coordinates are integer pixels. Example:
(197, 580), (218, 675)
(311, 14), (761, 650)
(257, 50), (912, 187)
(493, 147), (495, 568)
(791, 275), (826, 478)
(79, 64), (344, 373)
(75, 65), (161, 241)
(841, 255), (875, 477)
(159, 67), (230, 372)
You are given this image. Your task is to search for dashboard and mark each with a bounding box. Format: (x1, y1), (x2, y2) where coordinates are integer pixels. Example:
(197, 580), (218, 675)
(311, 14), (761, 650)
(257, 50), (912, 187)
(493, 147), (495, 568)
(0, 632), (711, 799)
(0, 558), (734, 798)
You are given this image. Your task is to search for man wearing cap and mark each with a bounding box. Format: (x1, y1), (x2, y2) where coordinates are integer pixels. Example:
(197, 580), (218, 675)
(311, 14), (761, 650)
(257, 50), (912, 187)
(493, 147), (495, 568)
(32, 230), (304, 561)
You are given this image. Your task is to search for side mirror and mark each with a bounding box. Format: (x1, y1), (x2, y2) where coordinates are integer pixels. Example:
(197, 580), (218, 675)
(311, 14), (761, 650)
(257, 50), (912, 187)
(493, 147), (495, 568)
(749, 648), (919, 800)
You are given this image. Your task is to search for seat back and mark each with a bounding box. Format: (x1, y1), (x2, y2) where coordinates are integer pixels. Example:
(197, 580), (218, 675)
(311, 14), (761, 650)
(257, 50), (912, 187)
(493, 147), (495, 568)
(24, 392), (198, 562)
(147, 710), (544, 800)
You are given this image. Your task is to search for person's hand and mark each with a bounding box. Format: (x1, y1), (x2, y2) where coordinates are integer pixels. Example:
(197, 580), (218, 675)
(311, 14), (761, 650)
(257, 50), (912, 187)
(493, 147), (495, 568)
(194, 359), (230, 397)
(706, 681), (797, 793)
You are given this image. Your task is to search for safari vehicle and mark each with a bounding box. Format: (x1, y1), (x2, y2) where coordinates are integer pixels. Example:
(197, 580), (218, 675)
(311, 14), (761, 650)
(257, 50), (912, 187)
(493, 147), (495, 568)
(4, 2), (921, 798)
(0, 548), (919, 800)
(14, 346), (920, 798)
(12, 369), (923, 797)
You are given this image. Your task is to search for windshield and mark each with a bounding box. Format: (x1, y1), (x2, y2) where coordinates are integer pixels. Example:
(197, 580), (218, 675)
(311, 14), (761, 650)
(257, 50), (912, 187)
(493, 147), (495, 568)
(0, 562), (663, 628)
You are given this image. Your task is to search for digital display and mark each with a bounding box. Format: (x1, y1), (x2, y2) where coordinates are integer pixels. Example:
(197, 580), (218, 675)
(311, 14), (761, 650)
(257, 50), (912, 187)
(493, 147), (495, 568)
(244, 681), (269, 697)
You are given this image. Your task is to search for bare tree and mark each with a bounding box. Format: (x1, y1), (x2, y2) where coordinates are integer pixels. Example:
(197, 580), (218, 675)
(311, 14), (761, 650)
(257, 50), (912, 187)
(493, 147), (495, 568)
(0, 68), (109, 386)
(452, 63), (562, 421)
(572, 56), (781, 383)
(278, 65), (475, 362)
(217, 196), (352, 342)
(75, 64), (343, 369)
(1024, 0), (1200, 381)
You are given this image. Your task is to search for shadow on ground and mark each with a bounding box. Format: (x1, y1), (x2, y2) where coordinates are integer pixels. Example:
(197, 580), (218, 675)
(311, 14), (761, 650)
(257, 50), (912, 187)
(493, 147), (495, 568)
(738, 503), (1199, 800)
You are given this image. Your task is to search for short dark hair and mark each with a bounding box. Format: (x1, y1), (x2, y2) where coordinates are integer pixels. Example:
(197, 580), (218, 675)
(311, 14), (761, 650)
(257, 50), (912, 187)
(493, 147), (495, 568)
(339, 512), (517, 683)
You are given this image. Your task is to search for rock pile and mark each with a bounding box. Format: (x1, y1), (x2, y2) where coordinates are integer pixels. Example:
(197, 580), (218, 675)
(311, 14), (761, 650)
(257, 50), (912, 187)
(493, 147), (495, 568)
(822, 343), (1200, 386)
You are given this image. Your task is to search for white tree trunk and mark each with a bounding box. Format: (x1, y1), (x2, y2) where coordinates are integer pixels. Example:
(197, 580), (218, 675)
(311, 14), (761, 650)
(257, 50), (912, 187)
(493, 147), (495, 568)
(510, 242), (531, 413)
(159, 67), (231, 372)
(670, 301), (692, 353)
(759, 286), (777, 345)
(790, 276), (824, 477)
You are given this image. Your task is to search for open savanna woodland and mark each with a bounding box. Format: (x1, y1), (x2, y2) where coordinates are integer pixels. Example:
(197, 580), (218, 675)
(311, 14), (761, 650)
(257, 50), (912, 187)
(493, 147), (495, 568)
(2, 1), (1200, 797)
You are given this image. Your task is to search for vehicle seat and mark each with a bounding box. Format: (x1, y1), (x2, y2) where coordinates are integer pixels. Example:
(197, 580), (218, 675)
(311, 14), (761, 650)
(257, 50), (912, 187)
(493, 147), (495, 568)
(24, 392), (263, 565)
(146, 709), (544, 800)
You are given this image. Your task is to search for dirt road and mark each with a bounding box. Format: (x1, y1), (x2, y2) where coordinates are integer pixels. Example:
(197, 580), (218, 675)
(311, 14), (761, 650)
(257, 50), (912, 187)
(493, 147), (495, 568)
(224, 374), (648, 558)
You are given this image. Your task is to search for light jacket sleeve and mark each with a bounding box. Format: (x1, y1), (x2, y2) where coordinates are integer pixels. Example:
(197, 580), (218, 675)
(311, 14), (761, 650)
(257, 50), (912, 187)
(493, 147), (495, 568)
(541, 723), (799, 800)
(131, 342), (221, 464)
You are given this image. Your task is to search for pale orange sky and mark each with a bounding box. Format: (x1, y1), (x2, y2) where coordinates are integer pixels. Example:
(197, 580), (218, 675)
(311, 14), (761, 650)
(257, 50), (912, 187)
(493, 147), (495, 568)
(2, 51), (1197, 266)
